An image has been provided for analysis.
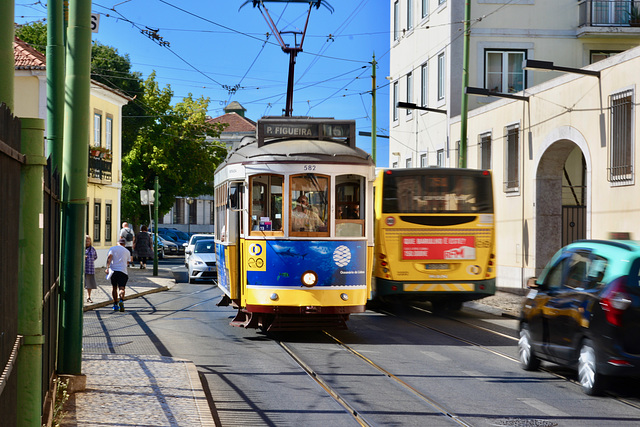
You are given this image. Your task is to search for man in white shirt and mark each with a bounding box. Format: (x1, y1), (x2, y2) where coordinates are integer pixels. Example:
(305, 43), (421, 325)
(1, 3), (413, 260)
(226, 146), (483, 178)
(105, 238), (131, 312)
(119, 222), (135, 266)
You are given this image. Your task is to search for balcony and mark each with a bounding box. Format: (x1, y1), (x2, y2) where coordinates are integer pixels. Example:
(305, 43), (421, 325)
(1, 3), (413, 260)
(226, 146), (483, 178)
(88, 153), (112, 183)
(578, 0), (640, 37)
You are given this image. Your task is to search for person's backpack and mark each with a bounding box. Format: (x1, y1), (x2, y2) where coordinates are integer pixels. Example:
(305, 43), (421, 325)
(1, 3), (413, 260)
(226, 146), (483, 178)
(125, 230), (133, 242)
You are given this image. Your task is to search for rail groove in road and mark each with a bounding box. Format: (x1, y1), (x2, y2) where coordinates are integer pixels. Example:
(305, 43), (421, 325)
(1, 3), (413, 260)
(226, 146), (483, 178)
(277, 335), (474, 427)
(384, 304), (640, 412)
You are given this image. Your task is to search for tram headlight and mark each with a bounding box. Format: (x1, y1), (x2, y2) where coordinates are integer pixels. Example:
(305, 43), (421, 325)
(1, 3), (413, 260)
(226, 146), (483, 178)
(301, 270), (318, 287)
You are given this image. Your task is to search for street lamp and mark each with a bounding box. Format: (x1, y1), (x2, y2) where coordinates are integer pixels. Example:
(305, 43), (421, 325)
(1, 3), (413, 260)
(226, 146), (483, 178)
(465, 87), (530, 102)
(396, 101), (447, 114)
(522, 59), (601, 78)
(186, 197), (193, 235)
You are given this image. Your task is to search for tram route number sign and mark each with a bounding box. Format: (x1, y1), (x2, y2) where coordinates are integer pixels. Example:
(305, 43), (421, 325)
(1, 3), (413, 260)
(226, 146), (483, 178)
(257, 117), (356, 148)
(402, 236), (476, 260)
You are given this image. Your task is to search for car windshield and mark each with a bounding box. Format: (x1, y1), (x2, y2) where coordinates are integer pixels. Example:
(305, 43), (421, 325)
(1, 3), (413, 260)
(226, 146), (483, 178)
(191, 235), (213, 245)
(194, 241), (215, 253)
(174, 230), (190, 240)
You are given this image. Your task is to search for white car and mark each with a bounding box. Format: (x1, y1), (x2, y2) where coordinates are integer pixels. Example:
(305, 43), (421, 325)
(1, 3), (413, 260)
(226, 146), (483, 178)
(184, 233), (215, 267)
(187, 240), (217, 283)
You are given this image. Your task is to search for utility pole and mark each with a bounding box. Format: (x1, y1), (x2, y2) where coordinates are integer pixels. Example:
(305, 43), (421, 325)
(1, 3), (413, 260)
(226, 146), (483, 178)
(47, 0), (66, 173)
(58, 0), (92, 375)
(371, 54), (377, 165)
(459, 0), (471, 168)
(0, 0), (14, 109)
(153, 176), (159, 276)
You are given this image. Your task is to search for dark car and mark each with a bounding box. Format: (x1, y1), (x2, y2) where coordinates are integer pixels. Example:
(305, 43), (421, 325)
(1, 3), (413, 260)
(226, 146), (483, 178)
(518, 239), (640, 395)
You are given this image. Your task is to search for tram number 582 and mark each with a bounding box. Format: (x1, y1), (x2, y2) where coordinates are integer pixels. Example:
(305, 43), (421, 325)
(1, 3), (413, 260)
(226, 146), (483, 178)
(303, 165), (316, 171)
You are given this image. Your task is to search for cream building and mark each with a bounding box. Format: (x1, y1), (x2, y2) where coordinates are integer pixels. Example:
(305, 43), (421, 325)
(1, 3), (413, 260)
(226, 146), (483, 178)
(389, 0), (640, 169)
(449, 46), (640, 290)
(14, 38), (131, 266)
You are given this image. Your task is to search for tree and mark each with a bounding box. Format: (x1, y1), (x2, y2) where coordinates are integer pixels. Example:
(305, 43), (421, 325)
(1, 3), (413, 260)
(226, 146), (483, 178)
(121, 73), (227, 226)
(14, 23), (146, 153)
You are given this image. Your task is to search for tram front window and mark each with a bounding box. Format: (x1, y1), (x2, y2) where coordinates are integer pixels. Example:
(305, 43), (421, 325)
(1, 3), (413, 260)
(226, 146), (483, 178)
(290, 174), (329, 235)
(250, 174), (283, 235)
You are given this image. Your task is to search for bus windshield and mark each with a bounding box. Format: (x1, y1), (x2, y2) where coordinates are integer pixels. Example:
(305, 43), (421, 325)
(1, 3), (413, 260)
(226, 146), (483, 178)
(382, 170), (493, 214)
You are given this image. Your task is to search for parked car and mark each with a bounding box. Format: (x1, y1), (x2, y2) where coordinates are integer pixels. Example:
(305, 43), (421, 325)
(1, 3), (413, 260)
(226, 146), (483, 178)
(157, 228), (189, 248)
(518, 239), (640, 395)
(187, 239), (216, 283)
(156, 234), (179, 258)
(183, 233), (215, 267)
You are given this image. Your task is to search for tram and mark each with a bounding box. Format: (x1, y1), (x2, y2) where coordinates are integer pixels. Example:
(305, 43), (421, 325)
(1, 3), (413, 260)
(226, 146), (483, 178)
(214, 117), (376, 331)
(372, 167), (496, 310)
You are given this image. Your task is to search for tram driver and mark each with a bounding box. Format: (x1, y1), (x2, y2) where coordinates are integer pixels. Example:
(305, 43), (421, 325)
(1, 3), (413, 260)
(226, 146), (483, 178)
(291, 194), (325, 232)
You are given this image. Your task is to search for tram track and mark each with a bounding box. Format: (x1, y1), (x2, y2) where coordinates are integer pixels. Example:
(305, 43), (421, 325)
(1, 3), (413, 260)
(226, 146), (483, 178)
(383, 304), (640, 412)
(276, 333), (475, 427)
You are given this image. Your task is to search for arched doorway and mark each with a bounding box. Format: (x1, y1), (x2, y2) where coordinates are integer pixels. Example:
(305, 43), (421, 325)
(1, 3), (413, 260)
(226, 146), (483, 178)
(534, 133), (590, 276)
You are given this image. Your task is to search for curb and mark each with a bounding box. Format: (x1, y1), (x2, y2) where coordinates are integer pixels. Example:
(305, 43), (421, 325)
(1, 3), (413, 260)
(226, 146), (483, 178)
(83, 285), (171, 312)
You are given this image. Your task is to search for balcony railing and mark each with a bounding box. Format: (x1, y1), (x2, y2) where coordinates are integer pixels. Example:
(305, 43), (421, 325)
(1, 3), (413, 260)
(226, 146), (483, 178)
(579, 0), (640, 27)
(88, 153), (112, 182)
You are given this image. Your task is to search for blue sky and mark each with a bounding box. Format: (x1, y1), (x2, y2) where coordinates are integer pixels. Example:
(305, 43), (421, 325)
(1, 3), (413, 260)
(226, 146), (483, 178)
(15, 0), (390, 167)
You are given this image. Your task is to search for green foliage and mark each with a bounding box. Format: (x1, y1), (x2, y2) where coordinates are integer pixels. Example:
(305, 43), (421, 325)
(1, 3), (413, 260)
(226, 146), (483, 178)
(121, 73), (227, 225)
(46, 377), (69, 427)
(15, 21), (47, 53)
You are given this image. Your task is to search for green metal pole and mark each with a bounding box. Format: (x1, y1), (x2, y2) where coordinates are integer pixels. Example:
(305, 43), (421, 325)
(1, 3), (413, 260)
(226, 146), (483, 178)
(47, 0), (66, 173)
(0, 0), (15, 110)
(58, 0), (92, 375)
(17, 118), (46, 427)
(371, 54), (377, 165)
(459, 0), (471, 168)
(153, 177), (159, 276)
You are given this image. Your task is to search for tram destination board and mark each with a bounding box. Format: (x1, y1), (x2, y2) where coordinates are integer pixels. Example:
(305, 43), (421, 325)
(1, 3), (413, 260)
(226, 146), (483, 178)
(257, 117), (356, 147)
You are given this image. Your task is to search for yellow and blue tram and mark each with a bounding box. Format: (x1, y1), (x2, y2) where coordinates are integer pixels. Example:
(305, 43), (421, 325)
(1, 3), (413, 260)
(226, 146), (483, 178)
(214, 117), (376, 331)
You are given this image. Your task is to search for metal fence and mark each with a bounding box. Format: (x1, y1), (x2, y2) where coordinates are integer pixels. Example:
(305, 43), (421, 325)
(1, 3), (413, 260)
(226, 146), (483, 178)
(0, 104), (22, 427)
(42, 157), (61, 416)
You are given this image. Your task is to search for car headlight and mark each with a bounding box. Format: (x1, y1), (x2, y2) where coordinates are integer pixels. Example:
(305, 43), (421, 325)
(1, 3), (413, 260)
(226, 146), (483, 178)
(192, 260), (204, 266)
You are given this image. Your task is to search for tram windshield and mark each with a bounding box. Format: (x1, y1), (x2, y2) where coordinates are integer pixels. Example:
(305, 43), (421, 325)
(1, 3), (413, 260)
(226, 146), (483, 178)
(250, 174), (283, 234)
(290, 174), (329, 235)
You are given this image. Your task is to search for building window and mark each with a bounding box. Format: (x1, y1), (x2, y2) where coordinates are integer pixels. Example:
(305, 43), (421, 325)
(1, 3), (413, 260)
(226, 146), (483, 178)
(93, 202), (101, 242)
(106, 116), (113, 151)
(173, 199), (185, 224)
(590, 50), (621, 64)
(94, 113), (102, 147)
(479, 132), (492, 170)
(437, 149), (444, 166)
(420, 153), (427, 167)
(394, 1), (400, 41)
(438, 0), (445, 5)
(406, 72), (413, 115)
(392, 161), (398, 168)
(393, 81), (399, 121)
(437, 52), (445, 101)
(406, 0), (413, 30)
(608, 89), (634, 184)
(406, 157), (412, 168)
(86, 202), (89, 238)
(421, 63), (428, 107)
(504, 124), (520, 192)
(105, 203), (112, 242)
(422, 0), (429, 18)
(486, 50), (525, 93)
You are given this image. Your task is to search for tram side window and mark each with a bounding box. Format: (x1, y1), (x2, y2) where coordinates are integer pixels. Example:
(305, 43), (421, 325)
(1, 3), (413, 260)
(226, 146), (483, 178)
(290, 174), (329, 236)
(250, 175), (283, 235)
(336, 175), (364, 237)
(215, 183), (227, 241)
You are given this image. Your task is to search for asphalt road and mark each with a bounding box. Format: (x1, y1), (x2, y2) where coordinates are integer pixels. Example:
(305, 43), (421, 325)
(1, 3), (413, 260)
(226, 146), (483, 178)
(88, 271), (640, 427)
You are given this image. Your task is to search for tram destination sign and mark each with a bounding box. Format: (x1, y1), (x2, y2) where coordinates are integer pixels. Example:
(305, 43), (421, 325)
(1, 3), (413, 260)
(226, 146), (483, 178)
(257, 117), (356, 147)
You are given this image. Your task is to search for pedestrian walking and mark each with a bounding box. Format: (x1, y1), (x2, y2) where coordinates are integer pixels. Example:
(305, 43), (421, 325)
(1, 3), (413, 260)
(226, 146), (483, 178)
(84, 235), (98, 303)
(106, 237), (130, 312)
(133, 225), (154, 269)
(120, 221), (135, 266)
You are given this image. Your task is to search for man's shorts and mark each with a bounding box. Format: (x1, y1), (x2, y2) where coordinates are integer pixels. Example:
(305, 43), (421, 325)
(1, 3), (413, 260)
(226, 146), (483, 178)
(110, 271), (129, 288)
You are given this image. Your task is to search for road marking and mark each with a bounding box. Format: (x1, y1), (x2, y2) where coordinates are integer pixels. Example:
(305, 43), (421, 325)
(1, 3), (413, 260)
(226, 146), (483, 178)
(518, 398), (569, 417)
(421, 351), (450, 362)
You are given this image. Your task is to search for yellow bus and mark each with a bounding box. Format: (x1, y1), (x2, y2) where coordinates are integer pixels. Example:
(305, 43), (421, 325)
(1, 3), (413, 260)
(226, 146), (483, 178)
(372, 168), (496, 310)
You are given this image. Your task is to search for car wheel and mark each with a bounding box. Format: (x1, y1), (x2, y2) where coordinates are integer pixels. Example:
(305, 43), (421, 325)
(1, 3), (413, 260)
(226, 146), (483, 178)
(578, 338), (605, 396)
(518, 324), (540, 371)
